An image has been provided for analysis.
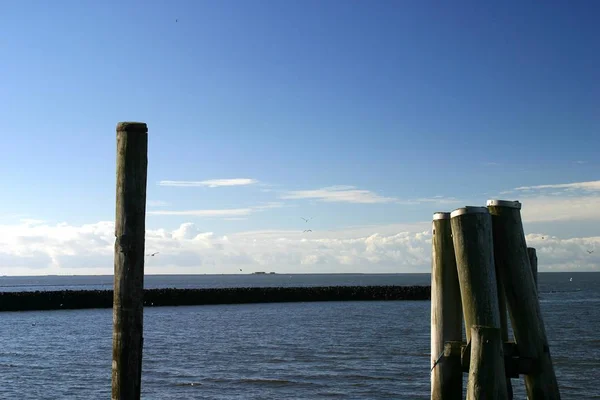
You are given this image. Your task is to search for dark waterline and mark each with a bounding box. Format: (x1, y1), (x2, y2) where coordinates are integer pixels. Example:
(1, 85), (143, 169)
(0, 272), (594, 293)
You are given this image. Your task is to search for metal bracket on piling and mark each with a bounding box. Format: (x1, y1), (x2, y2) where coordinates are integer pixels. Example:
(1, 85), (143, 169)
(443, 340), (540, 378)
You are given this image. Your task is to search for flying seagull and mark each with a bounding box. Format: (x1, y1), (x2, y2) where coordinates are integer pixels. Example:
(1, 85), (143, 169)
(147, 252), (159, 257)
(303, 229), (312, 233)
(587, 250), (594, 254)
(300, 217), (311, 223)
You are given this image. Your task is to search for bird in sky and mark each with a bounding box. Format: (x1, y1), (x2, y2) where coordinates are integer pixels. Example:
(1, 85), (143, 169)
(300, 217), (311, 223)
(147, 252), (159, 257)
(303, 229), (312, 233)
(587, 250), (594, 254)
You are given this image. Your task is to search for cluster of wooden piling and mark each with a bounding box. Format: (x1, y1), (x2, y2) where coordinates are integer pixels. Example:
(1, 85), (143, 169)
(431, 202), (560, 399)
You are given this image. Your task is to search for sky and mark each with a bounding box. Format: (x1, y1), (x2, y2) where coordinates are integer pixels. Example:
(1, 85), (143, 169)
(0, 0), (599, 275)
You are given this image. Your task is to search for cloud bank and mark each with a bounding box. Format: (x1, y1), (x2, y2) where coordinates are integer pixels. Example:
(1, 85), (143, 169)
(0, 219), (597, 276)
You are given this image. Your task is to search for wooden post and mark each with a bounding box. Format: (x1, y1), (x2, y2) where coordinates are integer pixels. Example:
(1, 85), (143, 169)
(450, 207), (502, 342)
(487, 200), (560, 400)
(467, 326), (508, 400)
(112, 122), (148, 400)
(431, 212), (463, 400)
(496, 246), (513, 398)
(528, 247), (538, 290)
(496, 276), (510, 343)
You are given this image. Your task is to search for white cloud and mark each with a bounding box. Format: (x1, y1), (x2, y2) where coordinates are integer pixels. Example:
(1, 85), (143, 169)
(524, 233), (599, 271)
(520, 196), (600, 223)
(147, 200), (169, 207)
(148, 208), (253, 218)
(20, 219), (46, 226)
(251, 202), (286, 210)
(280, 186), (462, 206)
(513, 180), (600, 192)
(281, 185), (397, 204)
(147, 202), (285, 219)
(398, 196), (462, 206)
(493, 180), (600, 223)
(158, 178), (258, 188)
(0, 219), (597, 276)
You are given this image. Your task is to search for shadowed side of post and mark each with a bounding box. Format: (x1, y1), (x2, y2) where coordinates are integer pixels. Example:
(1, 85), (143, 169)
(496, 240), (513, 397)
(431, 212), (463, 400)
(112, 122), (148, 400)
(487, 200), (560, 400)
(528, 247), (538, 290)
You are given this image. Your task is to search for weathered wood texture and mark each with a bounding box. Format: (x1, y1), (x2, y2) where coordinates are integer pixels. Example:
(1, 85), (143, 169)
(431, 213), (463, 400)
(467, 326), (508, 400)
(496, 236), (513, 398)
(496, 273), (510, 343)
(528, 247), (538, 290)
(112, 122), (148, 400)
(450, 207), (501, 343)
(487, 201), (561, 400)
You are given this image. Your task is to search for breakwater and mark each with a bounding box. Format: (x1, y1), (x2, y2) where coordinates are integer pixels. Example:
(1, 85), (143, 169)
(0, 285), (430, 312)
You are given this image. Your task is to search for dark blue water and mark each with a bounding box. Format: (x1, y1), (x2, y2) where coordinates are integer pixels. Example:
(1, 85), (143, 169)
(0, 273), (598, 399)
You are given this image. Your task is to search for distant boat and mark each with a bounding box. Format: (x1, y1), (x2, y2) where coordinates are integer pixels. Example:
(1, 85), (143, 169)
(252, 271), (267, 275)
(269, 272), (276, 274)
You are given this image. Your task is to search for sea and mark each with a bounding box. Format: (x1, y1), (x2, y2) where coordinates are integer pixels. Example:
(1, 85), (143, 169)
(0, 272), (598, 399)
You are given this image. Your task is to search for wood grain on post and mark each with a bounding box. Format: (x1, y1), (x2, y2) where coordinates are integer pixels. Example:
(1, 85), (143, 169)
(450, 207), (502, 343)
(112, 122), (148, 400)
(528, 247), (538, 290)
(431, 212), (463, 400)
(467, 326), (508, 400)
(495, 240), (513, 398)
(487, 200), (560, 400)
(496, 275), (510, 343)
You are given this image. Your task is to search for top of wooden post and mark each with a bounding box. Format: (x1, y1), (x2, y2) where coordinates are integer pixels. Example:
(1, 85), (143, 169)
(450, 206), (488, 218)
(432, 212), (451, 220)
(486, 199), (521, 209)
(117, 122), (148, 133)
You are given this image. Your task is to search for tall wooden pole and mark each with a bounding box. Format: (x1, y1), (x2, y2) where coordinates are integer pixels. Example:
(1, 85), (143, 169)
(112, 122), (148, 400)
(487, 200), (560, 400)
(451, 206), (507, 400)
(450, 207), (502, 342)
(431, 212), (463, 400)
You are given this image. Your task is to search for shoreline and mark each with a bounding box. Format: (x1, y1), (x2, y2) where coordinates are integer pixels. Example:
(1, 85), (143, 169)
(0, 285), (431, 312)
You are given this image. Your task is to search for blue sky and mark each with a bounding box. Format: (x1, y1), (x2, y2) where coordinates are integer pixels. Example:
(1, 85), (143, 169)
(0, 0), (598, 275)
